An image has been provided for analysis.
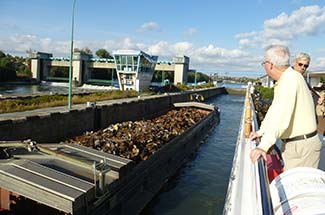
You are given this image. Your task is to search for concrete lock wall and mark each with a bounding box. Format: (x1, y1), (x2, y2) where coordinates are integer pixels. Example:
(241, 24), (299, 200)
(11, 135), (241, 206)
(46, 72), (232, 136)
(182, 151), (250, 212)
(0, 87), (226, 143)
(0, 108), (95, 143)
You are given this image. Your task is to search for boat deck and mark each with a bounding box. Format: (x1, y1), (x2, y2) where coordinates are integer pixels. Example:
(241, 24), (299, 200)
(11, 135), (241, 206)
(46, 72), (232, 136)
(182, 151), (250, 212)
(224, 84), (325, 215)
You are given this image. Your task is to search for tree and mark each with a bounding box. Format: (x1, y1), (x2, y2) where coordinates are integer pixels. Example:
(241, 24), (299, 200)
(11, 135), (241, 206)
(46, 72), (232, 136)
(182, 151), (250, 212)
(26, 48), (36, 57)
(0, 50), (32, 80)
(95, 49), (112, 58)
(187, 71), (209, 83)
(0, 50), (6, 58)
(0, 56), (16, 81)
(74, 47), (93, 56)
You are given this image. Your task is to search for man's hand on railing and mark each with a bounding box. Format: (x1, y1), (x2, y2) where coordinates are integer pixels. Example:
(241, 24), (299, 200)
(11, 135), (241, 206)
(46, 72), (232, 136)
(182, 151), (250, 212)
(250, 148), (267, 163)
(249, 131), (261, 141)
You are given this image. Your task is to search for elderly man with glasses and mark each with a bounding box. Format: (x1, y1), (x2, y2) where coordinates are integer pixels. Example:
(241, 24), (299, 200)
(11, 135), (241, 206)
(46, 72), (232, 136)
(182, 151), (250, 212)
(250, 45), (322, 170)
(293, 52), (325, 123)
(293, 52), (310, 74)
(292, 52), (319, 103)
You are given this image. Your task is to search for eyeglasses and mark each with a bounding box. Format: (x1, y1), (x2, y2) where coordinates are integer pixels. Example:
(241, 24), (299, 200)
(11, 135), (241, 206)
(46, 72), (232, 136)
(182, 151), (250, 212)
(261, 61), (270, 66)
(298, 63), (309, 68)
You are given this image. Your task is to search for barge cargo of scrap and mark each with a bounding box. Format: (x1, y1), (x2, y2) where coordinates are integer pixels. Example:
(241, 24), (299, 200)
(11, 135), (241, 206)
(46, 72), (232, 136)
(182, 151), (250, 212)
(0, 102), (220, 215)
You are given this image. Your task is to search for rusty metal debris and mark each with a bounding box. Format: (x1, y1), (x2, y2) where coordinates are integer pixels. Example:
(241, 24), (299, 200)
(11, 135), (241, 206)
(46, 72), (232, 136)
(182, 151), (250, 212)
(65, 107), (208, 163)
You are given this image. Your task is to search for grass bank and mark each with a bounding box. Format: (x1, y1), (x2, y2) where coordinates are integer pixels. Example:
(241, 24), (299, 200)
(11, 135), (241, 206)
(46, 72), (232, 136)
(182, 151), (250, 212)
(0, 90), (138, 113)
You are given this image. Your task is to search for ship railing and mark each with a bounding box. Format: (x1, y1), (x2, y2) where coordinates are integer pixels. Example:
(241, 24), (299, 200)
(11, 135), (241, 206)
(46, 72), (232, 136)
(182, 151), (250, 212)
(248, 86), (274, 215)
(223, 82), (274, 215)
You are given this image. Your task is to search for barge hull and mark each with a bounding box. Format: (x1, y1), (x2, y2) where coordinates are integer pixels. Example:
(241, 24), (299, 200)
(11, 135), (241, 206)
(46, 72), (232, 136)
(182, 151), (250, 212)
(0, 102), (219, 214)
(91, 103), (219, 214)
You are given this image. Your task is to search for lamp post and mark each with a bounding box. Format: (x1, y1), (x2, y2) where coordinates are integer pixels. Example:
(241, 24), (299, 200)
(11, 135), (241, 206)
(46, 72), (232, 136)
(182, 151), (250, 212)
(194, 70), (197, 90)
(68, 0), (76, 109)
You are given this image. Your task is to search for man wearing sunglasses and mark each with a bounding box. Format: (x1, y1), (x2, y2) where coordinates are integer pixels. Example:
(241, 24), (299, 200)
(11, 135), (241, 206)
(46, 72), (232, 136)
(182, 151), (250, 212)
(293, 53), (325, 123)
(293, 52), (310, 75)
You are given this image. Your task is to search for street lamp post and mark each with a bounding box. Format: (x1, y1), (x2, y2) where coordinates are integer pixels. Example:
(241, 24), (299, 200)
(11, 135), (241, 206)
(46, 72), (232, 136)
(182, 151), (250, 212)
(68, 0), (76, 109)
(194, 70), (197, 90)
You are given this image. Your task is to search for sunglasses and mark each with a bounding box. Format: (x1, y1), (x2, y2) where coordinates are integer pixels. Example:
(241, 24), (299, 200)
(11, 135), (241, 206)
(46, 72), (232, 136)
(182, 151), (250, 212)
(298, 63), (309, 68)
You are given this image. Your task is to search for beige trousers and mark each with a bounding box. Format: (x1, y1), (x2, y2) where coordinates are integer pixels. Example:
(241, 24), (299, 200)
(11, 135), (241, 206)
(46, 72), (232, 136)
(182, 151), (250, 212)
(282, 134), (322, 171)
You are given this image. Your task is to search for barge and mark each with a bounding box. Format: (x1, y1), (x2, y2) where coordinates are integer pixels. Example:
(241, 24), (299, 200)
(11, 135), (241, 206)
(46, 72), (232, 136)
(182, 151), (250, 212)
(223, 83), (325, 215)
(0, 102), (219, 215)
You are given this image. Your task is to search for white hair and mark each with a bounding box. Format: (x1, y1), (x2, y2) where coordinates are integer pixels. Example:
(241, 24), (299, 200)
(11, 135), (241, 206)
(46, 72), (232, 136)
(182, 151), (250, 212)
(264, 45), (290, 67)
(295, 52), (310, 62)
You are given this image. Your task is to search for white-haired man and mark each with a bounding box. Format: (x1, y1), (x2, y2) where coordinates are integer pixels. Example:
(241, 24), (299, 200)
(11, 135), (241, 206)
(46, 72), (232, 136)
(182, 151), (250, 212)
(293, 52), (310, 75)
(250, 45), (321, 170)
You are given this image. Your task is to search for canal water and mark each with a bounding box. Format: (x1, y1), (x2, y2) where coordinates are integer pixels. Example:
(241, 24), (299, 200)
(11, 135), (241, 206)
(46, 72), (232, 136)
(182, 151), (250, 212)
(0, 83), (112, 96)
(0, 83), (246, 96)
(141, 94), (244, 215)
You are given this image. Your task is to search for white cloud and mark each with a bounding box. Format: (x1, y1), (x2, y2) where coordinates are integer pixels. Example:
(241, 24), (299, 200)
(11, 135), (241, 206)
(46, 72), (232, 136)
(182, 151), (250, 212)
(238, 39), (251, 48)
(0, 33), (262, 73)
(236, 5), (325, 48)
(137, 22), (160, 32)
(143, 41), (193, 58)
(312, 57), (325, 71)
(191, 44), (260, 71)
(234, 31), (258, 39)
(0, 34), (68, 56)
(0, 34), (146, 56)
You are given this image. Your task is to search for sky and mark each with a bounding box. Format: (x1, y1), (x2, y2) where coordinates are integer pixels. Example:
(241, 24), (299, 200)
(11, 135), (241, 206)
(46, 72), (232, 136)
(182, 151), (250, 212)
(0, 0), (325, 78)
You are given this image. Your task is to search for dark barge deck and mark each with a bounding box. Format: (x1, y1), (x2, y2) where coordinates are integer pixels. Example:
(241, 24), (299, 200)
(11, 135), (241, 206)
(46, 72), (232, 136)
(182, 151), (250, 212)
(0, 102), (219, 215)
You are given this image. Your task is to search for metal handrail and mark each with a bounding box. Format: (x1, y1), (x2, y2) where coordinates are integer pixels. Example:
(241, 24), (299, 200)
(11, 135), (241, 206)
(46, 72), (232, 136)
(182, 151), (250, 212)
(248, 89), (274, 215)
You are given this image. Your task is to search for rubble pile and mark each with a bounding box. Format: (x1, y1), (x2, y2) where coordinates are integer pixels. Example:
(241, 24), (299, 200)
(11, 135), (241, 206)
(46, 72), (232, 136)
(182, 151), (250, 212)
(65, 107), (208, 163)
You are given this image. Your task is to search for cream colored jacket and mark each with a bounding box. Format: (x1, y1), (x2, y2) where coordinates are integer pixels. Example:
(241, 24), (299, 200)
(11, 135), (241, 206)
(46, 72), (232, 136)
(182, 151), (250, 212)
(256, 67), (317, 152)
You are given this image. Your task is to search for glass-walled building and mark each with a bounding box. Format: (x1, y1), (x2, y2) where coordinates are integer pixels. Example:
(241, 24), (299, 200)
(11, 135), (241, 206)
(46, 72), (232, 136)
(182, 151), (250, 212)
(113, 50), (158, 91)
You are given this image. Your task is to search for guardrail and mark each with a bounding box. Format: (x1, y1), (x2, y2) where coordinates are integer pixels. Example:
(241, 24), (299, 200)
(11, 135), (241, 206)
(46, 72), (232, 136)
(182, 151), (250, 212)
(246, 84), (274, 215)
(224, 83), (274, 214)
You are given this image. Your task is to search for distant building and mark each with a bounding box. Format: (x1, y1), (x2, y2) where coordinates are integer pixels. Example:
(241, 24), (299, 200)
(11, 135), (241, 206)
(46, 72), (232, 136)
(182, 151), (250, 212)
(306, 71), (325, 87)
(258, 74), (275, 88)
(258, 70), (325, 89)
(30, 50), (191, 92)
(112, 50), (158, 91)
